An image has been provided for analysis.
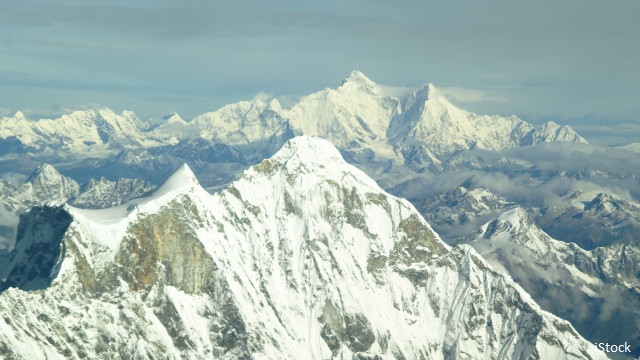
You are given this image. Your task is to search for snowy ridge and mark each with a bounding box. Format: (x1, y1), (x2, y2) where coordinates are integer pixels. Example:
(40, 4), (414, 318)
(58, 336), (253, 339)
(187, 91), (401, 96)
(1, 71), (587, 170)
(0, 136), (605, 359)
(390, 85), (535, 162)
(0, 107), (151, 154)
(520, 121), (587, 145)
(65, 163), (208, 257)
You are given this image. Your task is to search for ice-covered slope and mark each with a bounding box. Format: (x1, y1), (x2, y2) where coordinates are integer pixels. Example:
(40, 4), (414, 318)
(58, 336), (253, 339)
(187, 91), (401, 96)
(0, 137), (605, 359)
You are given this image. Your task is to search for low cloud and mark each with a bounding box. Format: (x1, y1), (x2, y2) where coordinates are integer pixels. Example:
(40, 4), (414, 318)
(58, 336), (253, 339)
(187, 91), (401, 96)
(252, 92), (274, 102)
(422, 142), (640, 209)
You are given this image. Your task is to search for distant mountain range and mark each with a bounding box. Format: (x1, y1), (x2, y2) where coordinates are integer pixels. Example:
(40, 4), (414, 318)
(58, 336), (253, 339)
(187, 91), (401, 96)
(0, 71), (585, 173)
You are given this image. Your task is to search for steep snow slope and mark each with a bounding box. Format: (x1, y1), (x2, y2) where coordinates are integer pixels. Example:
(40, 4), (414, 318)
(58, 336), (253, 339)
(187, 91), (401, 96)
(389, 85), (534, 163)
(0, 137), (605, 359)
(285, 71), (401, 158)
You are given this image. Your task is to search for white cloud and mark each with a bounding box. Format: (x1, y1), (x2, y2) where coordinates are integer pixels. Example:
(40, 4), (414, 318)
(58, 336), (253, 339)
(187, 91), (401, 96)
(438, 86), (510, 103)
(252, 92), (274, 102)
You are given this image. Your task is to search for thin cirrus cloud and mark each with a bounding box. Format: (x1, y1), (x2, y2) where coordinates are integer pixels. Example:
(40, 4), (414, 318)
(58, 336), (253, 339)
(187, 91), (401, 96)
(438, 87), (510, 104)
(0, 2), (398, 39)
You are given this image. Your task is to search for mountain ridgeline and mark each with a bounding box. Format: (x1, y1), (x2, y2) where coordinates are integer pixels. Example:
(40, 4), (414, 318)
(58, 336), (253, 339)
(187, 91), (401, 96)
(0, 137), (606, 359)
(0, 71), (586, 182)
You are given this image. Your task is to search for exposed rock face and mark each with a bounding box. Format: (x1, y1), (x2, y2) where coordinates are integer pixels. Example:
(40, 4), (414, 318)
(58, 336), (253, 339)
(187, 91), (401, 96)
(0, 206), (73, 292)
(70, 177), (156, 209)
(0, 137), (605, 359)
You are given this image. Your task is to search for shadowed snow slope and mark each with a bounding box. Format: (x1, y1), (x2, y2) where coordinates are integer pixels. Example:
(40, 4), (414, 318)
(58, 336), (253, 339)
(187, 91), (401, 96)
(0, 136), (605, 359)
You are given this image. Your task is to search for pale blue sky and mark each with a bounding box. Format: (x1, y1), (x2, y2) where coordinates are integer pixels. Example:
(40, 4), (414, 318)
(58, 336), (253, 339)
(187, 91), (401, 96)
(1, 0), (639, 136)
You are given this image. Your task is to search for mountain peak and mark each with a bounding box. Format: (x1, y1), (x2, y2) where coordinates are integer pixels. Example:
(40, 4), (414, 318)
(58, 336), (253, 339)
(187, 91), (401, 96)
(26, 163), (62, 183)
(479, 207), (544, 244)
(245, 136), (386, 200)
(520, 121), (588, 145)
(151, 163), (201, 198)
(345, 70), (373, 82)
(271, 136), (344, 167)
(338, 70), (378, 93)
(410, 83), (447, 105)
(426, 83), (440, 100)
(13, 111), (25, 120)
(162, 112), (186, 124)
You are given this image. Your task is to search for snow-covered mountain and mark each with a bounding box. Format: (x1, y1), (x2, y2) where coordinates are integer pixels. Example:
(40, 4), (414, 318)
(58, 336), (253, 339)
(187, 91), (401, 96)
(536, 191), (640, 249)
(414, 177), (640, 357)
(0, 137), (605, 359)
(421, 181), (517, 244)
(17, 163), (80, 206)
(0, 164), (79, 248)
(471, 207), (640, 356)
(519, 121), (587, 145)
(0, 71), (587, 179)
(0, 108), (151, 155)
(388, 84), (532, 169)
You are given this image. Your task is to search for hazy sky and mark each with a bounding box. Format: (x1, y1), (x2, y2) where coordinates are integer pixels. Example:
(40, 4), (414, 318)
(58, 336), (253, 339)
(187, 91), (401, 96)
(1, 0), (639, 132)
